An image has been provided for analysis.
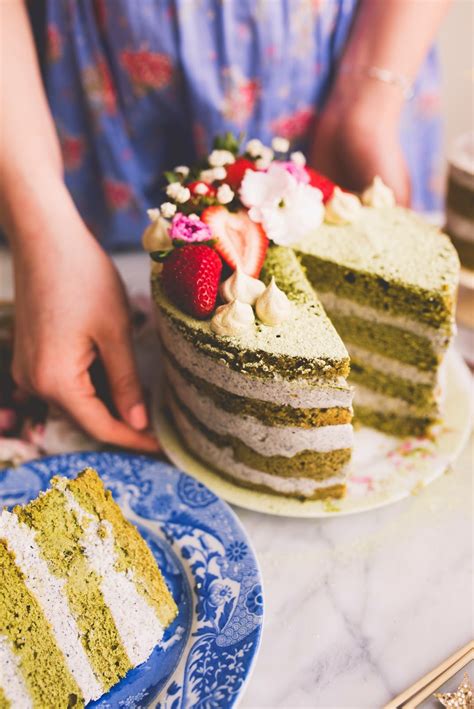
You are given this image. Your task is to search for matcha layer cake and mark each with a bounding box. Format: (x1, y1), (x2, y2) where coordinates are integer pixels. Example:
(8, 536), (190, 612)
(0, 468), (177, 708)
(295, 207), (459, 437)
(154, 246), (354, 500)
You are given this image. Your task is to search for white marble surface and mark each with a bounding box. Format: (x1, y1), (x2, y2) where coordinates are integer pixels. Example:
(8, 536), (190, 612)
(238, 433), (473, 708)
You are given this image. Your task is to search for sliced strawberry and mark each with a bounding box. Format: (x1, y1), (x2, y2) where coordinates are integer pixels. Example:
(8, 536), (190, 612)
(305, 167), (336, 203)
(201, 206), (269, 278)
(224, 158), (257, 191)
(162, 244), (222, 319)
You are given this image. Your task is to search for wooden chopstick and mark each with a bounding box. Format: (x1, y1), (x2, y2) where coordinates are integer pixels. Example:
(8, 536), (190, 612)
(384, 640), (474, 708)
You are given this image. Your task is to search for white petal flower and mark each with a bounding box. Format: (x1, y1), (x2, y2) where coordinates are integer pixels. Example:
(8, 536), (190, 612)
(166, 182), (184, 200)
(160, 202), (177, 218)
(271, 136), (290, 153)
(217, 184), (235, 204)
(193, 182), (210, 195)
(212, 166), (227, 180)
(174, 165), (190, 177)
(240, 163), (297, 222)
(290, 151), (306, 166)
(260, 182), (324, 246)
(175, 186), (191, 203)
(199, 168), (216, 184)
(208, 149), (236, 167)
(245, 138), (265, 157)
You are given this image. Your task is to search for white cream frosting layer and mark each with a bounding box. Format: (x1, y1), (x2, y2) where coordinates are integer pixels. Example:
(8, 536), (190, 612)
(0, 635), (32, 709)
(165, 360), (353, 456)
(318, 291), (453, 350)
(353, 384), (440, 417)
(0, 510), (104, 702)
(59, 485), (164, 667)
(348, 344), (439, 385)
(169, 397), (347, 497)
(156, 309), (353, 409)
(446, 209), (474, 242)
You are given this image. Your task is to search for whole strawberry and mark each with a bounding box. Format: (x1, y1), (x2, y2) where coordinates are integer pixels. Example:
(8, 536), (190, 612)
(162, 245), (223, 319)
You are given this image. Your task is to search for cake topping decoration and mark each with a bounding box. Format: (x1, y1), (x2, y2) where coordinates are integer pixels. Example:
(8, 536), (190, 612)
(255, 277), (291, 326)
(210, 299), (255, 336)
(142, 209), (173, 252)
(169, 212), (212, 243)
(162, 244), (222, 319)
(361, 176), (396, 208)
(201, 206), (269, 278)
(219, 268), (266, 305)
(325, 187), (362, 225)
(144, 132), (343, 318)
(240, 164), (325, 246)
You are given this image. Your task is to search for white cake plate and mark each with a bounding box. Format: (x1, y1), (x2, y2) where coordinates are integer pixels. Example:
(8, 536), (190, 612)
(153, 348), (473, 518)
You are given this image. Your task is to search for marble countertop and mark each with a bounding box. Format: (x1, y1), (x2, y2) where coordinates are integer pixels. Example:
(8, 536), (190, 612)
(2, 249), (473, 707)
(239, 432), (473, 707)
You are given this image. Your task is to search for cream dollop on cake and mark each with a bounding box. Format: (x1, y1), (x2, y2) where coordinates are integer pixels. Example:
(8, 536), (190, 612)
(255, 277), (291, 326)
(219, 268), (265, 305)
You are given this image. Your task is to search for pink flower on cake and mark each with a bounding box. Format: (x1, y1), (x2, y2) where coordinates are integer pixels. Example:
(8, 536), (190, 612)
(170, 213), (212, 243)
(240, 164), (324, 245)
(279, 161), (310, 184)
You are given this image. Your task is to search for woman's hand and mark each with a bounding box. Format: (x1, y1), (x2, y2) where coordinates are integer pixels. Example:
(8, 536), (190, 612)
(10, 199), (159, 452)
(310, 77), (410, 205)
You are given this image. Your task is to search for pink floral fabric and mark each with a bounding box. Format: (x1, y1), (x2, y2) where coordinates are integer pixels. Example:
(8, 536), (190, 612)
(27, 0), (443, 250)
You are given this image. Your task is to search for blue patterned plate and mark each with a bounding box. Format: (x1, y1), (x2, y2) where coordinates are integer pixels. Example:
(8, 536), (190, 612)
(0, 452), (263, 708)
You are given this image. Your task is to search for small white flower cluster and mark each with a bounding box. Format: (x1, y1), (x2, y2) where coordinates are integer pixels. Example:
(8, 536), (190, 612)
(208, 149), (236, 167)
(166, 181), (191, 203)
(199, 166), (227, 183)
(245, 138), (274, 170)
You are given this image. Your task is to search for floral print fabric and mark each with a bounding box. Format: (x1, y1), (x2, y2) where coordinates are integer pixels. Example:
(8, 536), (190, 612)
(32, 0), (443, 250)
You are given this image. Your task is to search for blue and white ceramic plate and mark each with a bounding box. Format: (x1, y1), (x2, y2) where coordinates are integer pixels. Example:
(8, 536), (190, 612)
(0, 452), (264, 708)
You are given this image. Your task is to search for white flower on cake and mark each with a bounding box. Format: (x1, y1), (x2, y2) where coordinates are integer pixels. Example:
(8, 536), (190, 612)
(271, 136), (290, 153)
(193, 182), (210, 195)
(217, 184), (235, 205)
(174, 165), (189, 177)
(208, 149), (236, 167)
(210, 300), (255, 336)
(219, 268), (266, 305)
(166, 182), (191, 203)
(325, 187), (362, 225)
(255, 277), (291, 326)
(160, 201), (177, 218)
(290, 151), (306, 167)
(362, 176), (395, 208)
(240, 164), (324, 245)
(141, 209), (172, 252)
(245, 138), (265, 157)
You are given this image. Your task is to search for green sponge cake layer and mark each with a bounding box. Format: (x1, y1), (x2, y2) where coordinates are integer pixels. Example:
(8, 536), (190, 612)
(153, 246), (349, 380)
(168, 394), (349, 499)
(0, 469), (177, 707)
(296, 207), (459, 329)
(0, 541), (81, 708)
(163, 349), (352, 428)
(354, 407), (438, 438)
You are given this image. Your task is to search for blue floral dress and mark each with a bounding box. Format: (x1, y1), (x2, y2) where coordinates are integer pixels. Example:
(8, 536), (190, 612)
(29, 0), (443, 251)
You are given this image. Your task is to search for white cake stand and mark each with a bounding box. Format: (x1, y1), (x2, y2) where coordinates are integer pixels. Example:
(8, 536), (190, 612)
(153, 349), (472, 518)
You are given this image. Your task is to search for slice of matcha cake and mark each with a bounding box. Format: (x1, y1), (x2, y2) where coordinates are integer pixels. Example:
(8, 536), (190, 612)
(296, 207), (460, 436)
(0, 468), (177, 708)
(154, 246), (354, 500)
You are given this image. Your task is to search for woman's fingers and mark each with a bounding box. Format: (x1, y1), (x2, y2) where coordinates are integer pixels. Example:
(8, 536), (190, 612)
(98, 321), (149, 432)
(56, 380), (160, 452)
